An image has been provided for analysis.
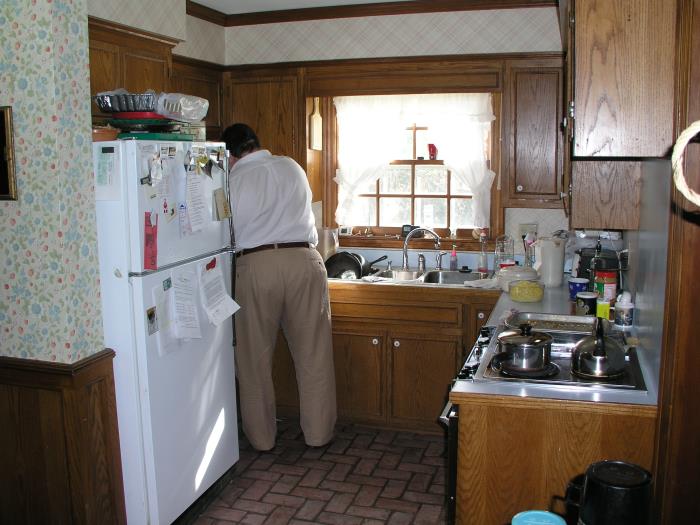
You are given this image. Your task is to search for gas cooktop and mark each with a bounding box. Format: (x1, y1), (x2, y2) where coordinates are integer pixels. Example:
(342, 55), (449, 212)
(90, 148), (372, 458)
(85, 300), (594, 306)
(473, 326), (647, 392)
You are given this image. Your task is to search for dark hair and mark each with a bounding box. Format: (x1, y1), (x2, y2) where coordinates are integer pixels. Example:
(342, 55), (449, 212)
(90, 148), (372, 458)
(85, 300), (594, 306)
(221, 123), (261, 158)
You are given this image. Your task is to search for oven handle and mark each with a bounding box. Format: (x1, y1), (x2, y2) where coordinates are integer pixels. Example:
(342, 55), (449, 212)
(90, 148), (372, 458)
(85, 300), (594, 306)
(439, 400), (455, 427)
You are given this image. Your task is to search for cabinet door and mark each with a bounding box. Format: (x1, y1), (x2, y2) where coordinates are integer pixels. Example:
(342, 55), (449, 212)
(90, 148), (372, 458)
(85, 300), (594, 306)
(389, 334), (460, 430)
(88, 39), (120, 117)
(504, 59), (564, 207)
(226, 72), (302, 166)
(121, 48), (171, 94)
(172, 60), (223, 140)
(469, 303), (494, 349)
(570, 160), (641, 230)
(572, 0), (675, 157)
(333, 330), (385, 424)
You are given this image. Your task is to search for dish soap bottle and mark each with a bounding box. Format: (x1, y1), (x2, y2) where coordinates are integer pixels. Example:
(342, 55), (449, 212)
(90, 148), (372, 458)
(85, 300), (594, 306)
(477, 233), (488, 273)
(449, 244), (458, 271)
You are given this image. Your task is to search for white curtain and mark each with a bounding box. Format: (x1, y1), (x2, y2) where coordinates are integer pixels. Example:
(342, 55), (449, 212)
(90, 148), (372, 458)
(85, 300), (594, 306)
(333, 93), (496, 228)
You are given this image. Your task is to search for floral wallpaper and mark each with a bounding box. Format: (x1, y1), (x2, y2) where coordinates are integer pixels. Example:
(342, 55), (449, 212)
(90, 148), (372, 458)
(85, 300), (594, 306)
(0, 0), (101, 363)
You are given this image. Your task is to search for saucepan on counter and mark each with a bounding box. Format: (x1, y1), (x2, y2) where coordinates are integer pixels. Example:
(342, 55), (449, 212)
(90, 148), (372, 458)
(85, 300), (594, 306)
(495, 323), (553, 372)
(325, 252), (388, 279)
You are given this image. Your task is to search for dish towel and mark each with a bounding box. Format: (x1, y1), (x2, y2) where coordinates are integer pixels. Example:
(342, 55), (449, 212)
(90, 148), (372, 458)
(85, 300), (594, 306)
(463, 278), (501, 289)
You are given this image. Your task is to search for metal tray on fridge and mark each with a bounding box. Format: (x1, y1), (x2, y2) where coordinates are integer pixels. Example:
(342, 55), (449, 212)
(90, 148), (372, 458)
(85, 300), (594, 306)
(504, 312), (603, 334)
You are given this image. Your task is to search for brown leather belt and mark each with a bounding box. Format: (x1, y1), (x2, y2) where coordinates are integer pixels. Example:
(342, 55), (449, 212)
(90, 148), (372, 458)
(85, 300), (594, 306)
(235, 242), (311, 258)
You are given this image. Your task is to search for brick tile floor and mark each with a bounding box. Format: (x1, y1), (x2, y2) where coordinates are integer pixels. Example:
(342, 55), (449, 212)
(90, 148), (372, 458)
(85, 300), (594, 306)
(194, 419), (448, 525)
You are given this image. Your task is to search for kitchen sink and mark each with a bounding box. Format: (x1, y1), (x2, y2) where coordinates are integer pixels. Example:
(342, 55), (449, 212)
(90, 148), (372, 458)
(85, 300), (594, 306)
(374, 269), (424, 281)
(422, 270), (489, 285)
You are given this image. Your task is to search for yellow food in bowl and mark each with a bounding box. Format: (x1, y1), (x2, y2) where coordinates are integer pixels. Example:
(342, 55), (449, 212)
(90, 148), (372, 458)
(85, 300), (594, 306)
(509, 280), (544, 302)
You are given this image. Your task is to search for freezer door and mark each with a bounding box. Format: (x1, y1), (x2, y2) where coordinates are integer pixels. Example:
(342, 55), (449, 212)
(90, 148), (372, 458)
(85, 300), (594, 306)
(123, 140), (230, 272)
(129, 253), (239, 524)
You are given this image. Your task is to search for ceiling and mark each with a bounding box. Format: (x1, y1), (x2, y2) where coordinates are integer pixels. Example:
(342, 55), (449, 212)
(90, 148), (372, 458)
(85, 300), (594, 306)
(192, 0), (405, 15)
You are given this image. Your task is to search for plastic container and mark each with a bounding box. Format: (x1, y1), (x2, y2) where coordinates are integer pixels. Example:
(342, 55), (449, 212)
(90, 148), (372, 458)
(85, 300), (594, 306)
(477, 233), (488, 273)
(512, 510), (566, 525)
(155, 92), (209, 123)
(449, 244), (458, 271)
(496, 265), (538, 292)
(594, 270), (618, 303)
(508, 279), (544, 303)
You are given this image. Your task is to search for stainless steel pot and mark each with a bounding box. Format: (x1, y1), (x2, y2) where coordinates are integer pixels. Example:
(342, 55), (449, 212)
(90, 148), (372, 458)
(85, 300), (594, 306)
(497, 323), (553, 371)
(571, 317), (627, 379)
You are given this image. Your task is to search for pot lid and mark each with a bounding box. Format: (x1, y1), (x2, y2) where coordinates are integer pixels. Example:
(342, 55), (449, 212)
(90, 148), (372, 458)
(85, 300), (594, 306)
(497, 323), (552, 347)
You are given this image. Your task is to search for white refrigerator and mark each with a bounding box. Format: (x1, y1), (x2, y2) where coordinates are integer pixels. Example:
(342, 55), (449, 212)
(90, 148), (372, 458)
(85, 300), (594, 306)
(92, 139), (239, 525)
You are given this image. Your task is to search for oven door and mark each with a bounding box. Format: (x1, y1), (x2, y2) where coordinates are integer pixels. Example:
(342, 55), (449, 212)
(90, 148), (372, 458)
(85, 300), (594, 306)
(439, 400), (459, 525)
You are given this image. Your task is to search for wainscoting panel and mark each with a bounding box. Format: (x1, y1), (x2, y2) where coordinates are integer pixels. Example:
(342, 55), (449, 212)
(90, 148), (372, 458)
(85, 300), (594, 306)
(0, 350), (125, 524)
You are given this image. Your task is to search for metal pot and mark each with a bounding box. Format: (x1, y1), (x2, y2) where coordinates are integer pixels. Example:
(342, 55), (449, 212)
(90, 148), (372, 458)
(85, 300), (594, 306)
(497, 323), (553, 371)
(325, 251), (363, 279)
(571, 317), (627, 379)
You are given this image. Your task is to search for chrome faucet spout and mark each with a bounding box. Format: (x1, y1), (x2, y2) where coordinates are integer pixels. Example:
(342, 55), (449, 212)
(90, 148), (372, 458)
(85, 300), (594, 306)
(401, 228), (441, 271)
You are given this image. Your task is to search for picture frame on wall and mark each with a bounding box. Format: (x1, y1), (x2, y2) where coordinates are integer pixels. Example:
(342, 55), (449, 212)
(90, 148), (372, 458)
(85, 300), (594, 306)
(1, 106), (17, 201)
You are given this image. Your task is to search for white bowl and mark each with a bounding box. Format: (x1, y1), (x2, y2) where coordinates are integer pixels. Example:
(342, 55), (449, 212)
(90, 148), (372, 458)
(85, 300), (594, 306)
(497, 266), (538, 292)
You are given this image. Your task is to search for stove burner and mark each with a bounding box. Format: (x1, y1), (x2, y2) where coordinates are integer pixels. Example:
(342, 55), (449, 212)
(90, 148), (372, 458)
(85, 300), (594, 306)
(491, 353), (560, 379)
(571, 368), (625, 381)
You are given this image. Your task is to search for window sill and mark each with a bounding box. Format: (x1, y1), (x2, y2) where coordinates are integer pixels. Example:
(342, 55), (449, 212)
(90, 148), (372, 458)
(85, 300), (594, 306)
(339, 235), (486, 251)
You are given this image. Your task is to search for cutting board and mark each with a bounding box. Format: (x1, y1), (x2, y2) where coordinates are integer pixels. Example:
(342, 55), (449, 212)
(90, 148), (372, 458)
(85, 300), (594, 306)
(309, 97), (322, 150)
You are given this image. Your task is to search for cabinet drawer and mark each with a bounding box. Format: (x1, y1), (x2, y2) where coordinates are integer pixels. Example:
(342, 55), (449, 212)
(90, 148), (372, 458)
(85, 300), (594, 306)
(331, 301), (461, 328)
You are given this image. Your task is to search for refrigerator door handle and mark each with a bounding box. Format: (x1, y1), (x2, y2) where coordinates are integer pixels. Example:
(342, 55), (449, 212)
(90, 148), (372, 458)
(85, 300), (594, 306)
(128, 247), (235, 278)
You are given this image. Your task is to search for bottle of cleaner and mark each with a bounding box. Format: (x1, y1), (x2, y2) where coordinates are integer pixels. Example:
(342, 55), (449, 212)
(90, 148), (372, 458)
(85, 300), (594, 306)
(449, 244), (458, 271)
(477, 233), (488, 273)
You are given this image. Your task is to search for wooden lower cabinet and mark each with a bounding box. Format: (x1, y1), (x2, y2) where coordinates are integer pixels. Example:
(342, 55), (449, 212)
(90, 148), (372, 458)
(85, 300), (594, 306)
(272, 283), (499, 431)
(389, 332), (460, 431)
(452, 394), (656, 525)
(333, 329), (385, 424)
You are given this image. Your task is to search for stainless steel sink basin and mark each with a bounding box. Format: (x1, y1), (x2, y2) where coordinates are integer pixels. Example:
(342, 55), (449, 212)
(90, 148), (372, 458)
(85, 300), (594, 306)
(422, 270), (489, 285)
(375, 269), (424, 281)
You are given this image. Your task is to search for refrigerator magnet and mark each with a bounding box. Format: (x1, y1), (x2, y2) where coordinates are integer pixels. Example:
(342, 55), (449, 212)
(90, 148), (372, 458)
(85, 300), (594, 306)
(146, 306), (159, 335)
(144, 211), (158, 270)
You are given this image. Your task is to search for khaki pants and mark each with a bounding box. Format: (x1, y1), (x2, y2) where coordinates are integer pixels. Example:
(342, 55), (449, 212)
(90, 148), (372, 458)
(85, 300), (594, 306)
(234, 247), (336, 450)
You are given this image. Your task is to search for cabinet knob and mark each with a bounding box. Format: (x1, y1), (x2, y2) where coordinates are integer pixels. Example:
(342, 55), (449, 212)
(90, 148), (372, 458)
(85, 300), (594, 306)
(393, 340), (401, 348)
(516, 185), (524, 192)
(478, 312), (485, 319)
(372, 338), (379, 346)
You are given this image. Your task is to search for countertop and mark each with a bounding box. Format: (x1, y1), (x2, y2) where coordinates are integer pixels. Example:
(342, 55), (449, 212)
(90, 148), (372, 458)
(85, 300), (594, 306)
(450, 285), (659, 406)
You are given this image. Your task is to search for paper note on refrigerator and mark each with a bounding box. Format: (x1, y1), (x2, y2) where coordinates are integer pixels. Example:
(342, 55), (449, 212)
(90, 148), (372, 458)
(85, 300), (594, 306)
(199, 258), (239, 326)
(94, 145), (120, 201)
(172, 270), (202, 340)
(152, 278), (178, 354)
(186, 170), (206, 233)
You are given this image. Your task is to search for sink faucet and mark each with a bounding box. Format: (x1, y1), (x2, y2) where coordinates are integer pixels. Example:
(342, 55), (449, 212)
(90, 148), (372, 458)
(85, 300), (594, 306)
(402, 228), (441, 271)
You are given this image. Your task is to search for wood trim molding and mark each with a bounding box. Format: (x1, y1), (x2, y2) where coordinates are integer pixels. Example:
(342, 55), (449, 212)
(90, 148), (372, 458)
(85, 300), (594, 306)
(186, 0), (227, 25)
(88, 16), (180, 47)
(173, 54), (226, 72)
(187, 0), (556, 27)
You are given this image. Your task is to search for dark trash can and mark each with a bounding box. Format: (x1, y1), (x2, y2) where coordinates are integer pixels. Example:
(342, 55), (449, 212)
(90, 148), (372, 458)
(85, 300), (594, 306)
(578, 460), (652, 525)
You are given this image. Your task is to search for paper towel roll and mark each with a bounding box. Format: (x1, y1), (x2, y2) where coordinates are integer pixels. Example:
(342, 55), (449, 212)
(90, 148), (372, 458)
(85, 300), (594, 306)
(535, 237), (566, 287)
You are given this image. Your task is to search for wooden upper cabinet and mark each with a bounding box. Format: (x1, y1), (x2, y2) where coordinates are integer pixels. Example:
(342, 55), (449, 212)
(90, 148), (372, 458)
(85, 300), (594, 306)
(571, 0), (676, 157)
(224, 69), (303, 166)
(172, 58), (224, 140)
(88, 18), (176, 121)
(570, 160), (641, 230)
(503, 57), (564, 207)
